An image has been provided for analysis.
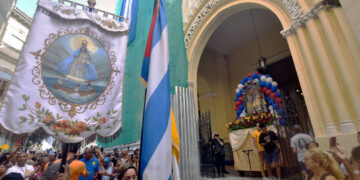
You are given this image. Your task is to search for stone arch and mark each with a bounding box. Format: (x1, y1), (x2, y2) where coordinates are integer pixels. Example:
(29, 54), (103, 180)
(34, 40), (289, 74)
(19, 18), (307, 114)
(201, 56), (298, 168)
(186, 0), (298, 122)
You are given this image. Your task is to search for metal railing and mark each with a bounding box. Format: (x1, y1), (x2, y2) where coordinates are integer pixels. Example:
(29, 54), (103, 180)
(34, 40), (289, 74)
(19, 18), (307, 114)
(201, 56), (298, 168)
(56, 0), (128, 21)
(172, 86), (201, 180)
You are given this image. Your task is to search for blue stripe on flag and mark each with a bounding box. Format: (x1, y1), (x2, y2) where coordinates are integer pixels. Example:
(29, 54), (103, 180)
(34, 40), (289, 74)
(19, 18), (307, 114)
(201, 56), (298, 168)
(120, 0), (127, 17)
(115, 0), (124, 16)
(141, 56), (150, 82)
(151, 0), (167, 48)
(140, 70), (171, 175)
(128, 0), (138, 42)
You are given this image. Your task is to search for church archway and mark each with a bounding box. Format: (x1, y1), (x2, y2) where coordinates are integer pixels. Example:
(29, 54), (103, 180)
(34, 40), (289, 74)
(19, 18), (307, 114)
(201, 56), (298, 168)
(187, 0), (316, 176)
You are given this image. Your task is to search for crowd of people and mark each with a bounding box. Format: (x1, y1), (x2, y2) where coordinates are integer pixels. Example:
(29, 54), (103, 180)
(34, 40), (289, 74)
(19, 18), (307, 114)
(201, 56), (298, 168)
(0, 143), (138, 180)
(250, 122), (360, 180)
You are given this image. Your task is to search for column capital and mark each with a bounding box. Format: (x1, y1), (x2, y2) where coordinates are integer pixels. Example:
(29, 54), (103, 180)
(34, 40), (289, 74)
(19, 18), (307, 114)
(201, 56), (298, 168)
(281, 1), (331, 38)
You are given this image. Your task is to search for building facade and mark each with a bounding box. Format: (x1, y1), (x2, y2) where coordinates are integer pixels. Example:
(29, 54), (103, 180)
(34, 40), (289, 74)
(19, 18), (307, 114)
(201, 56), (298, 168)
(0, 5), (31, 104)
(183, 0), (360, 154)
(0, 5), (32, 149)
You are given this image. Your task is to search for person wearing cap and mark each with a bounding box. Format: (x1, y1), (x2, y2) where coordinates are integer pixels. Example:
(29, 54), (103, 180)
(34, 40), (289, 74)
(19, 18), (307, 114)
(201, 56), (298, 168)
(212, 132), (227, 177)
(290, 125), (313, 179)
(98, 157), (115, 180)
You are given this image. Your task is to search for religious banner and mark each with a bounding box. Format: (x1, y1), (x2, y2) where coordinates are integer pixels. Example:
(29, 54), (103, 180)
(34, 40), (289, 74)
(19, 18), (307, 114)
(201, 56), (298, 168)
(0, 0), (128, 142)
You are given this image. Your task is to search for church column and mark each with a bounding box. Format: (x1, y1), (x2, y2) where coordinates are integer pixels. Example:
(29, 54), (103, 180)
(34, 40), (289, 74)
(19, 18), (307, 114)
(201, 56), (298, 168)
(311, 0), (360, 130)
(295, 27), (339, 135)
(285, 34), (326, 136)
(299, 14), (358, 133)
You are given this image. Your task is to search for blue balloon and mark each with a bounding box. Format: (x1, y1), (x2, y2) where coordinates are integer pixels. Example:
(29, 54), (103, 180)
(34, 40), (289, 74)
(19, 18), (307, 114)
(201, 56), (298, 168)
(260, 81), (266, 87)
(234, 97), (238, 102)
(278, 108), (284, 113)
(236, 110), (241, 115)
(252, 73), (258, 78)
(271, 86), (278, 92)
(239, 105), (244, 111)
(258, 73), (263, 78)
(266, 74), (270, 78)
(248, 77), (253, 81)
(276, 92), (281, 97)
(266, 82), (272, 88)
(265, 96), (270, 102)
(244, 76), (249, 82)
(268, 99), (273, 105)
(236, 92), (240, 98)
(273, 103), (279, 109)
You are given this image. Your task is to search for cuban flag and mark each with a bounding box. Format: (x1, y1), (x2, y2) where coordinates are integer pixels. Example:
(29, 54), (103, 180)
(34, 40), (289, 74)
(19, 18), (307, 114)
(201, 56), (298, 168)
(140, 0), (180, 179)
(118, 0), (139, 42)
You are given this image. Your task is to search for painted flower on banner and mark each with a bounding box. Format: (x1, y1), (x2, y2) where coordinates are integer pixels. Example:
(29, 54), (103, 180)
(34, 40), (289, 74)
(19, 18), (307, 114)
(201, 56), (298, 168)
(18, 95), (119, 136)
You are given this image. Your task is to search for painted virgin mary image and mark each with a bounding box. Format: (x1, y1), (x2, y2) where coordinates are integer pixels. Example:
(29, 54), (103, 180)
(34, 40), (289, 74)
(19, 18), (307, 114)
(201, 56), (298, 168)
(41, 34), (111, 105)
(55, 40), (98, 82)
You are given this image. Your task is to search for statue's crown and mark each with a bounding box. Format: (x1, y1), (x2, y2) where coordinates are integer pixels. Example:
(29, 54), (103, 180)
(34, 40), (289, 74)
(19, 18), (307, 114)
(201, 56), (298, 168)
(81, 40), (88, 46)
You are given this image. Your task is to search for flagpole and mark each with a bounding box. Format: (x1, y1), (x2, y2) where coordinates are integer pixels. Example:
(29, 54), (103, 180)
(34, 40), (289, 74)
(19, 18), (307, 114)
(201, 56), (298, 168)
(138, 88), (146, 179)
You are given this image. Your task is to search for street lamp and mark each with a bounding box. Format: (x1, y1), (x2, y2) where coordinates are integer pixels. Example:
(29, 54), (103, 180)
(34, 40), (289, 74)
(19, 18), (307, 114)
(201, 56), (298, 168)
(258, 56), (267, 70)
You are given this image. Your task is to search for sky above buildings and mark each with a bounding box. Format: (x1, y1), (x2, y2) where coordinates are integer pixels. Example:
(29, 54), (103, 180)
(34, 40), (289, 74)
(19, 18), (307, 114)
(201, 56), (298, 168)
(16, 0), (118, 17)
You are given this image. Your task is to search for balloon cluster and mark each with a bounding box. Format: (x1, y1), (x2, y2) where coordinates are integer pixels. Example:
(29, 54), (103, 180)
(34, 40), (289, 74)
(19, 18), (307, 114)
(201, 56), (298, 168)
(234, 72), (287, 126)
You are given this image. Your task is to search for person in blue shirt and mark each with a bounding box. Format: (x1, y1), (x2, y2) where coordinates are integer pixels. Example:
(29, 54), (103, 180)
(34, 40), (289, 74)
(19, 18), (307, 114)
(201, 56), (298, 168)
(79, 148), (99, 180)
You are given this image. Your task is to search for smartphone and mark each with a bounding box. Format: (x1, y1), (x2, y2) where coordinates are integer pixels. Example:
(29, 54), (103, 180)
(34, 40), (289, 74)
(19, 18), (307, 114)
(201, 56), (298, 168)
(329, 136), (336, 148)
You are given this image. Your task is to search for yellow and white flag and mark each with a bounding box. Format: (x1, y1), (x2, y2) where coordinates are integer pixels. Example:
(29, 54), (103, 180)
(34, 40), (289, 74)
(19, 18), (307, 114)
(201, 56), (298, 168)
(171, 108), (180, 180)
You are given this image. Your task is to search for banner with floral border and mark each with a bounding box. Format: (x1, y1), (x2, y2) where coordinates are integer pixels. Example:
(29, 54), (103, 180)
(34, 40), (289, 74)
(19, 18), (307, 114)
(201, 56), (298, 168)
(0, 0), (128, 143)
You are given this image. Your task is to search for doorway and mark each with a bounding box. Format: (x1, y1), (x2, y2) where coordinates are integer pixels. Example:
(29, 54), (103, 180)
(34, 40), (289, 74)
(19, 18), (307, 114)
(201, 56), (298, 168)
(196, 7), (313, 178)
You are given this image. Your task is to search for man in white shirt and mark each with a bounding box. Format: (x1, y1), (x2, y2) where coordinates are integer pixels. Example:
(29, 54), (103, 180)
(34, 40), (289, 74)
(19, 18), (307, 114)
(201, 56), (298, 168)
(290, 125), (313, 179)
(6, 152), (34, 180)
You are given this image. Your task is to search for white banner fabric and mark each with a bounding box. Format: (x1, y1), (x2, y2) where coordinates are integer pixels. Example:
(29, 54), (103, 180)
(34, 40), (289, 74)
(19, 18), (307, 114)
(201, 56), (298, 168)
(0, 0), (128, 143)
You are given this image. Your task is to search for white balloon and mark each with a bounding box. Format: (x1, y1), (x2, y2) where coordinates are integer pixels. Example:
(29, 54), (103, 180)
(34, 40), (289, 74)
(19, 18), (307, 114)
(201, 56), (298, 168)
(260, 75), (267, 81)
(236, 88), (239, 93)
(240, 113), (246, 117)
(238, 84), (243, 89)
(266, 77), (273, 83)
(268, 105), (273, 110)
(272, 81), (278, 87)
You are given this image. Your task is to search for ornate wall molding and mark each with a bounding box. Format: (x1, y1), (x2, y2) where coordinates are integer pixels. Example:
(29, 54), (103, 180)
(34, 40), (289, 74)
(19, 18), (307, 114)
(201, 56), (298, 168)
(279, 0), (303, 20)
(280, 1), (332, 37)
(183, 0), (304, 49)
(184, 0), (220, 48)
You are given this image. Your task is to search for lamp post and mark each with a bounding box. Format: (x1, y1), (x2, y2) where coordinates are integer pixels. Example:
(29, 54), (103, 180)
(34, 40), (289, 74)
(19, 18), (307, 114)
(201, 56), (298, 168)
(258, 56), (267, 73)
